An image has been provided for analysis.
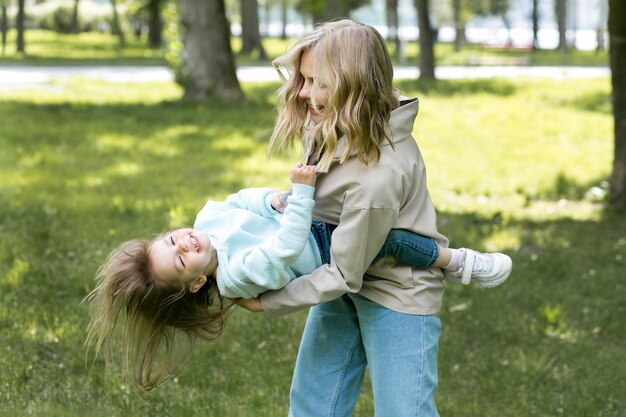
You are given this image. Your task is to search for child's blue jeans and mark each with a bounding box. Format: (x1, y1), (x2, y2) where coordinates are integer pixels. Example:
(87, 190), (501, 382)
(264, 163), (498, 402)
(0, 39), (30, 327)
(311, 220), (440, 268)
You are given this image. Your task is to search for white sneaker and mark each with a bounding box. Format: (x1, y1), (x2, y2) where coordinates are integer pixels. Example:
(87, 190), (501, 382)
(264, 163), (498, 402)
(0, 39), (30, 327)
(444, 248), (512, 288)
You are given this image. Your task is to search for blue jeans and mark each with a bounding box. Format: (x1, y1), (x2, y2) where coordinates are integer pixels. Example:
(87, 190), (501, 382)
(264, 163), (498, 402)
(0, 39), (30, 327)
(311, 221), (440, 268)
(289, 293), (441, 417)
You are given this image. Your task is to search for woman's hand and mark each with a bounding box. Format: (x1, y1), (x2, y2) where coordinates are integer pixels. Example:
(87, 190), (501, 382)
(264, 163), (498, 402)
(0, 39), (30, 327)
(235, 297), (263, 312)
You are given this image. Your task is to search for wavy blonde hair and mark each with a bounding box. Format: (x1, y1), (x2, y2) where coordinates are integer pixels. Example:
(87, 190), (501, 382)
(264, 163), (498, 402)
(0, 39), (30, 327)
(268, 19), (399, 172)
(84, 238), (233, 391)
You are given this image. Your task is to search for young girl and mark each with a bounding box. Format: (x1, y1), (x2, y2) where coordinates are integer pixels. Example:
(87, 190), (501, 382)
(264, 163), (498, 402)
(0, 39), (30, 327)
(85, 162), (511, 391)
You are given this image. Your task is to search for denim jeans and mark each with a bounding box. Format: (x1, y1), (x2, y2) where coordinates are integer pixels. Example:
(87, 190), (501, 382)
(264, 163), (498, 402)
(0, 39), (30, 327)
(289, 293), (441, 417)
(310, 221), (440, 269)
(310, 220), (336, 265)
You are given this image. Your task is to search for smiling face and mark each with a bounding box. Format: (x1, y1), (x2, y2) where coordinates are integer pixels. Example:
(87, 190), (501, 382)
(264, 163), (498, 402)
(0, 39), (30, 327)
(149, 228), (216, 292)
(298, 49), (329, 124)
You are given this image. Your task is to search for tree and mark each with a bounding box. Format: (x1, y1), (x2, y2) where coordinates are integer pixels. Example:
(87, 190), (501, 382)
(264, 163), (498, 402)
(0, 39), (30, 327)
(532, 0), (539, 50)
(241, 0), (267, 59)
(280, 0), (288, 39)
(16, 0), (25, 53)
(556, 0), (567, 52)
(71, 0), (80, 33)
(265, 0), (295, 39)
(415, 0), (435, 80)
(596, 0), (608, 51)
(452, 0), (465, 52)
(147, 0), (164, 47)
(179, 0), (243, 100)
(1, 1), (7, 55)
(386, 0), (401, 60)
(608, 0), (626, 208)
(111, 0), (126, 46)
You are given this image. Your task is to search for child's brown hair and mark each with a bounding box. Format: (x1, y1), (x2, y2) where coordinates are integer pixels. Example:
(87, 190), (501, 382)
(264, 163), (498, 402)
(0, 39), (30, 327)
(84, 237), (234, 390)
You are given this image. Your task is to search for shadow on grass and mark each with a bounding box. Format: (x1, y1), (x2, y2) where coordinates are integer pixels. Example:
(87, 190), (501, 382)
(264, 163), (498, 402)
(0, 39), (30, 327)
(536, 171), (610, 202)
(560, 90), (612, 114)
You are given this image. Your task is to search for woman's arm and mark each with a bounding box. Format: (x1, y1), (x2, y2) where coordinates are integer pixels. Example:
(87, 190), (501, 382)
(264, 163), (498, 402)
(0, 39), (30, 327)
(259, 200), (400, 316)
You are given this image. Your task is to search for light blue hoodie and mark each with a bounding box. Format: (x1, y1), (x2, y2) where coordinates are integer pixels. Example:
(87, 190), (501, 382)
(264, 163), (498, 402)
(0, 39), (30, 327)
(193, 184), (322, 299)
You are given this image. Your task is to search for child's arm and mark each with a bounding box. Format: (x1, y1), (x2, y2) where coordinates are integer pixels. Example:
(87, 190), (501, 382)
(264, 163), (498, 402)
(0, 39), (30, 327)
(220, 180), (317, 298)
(271, 162), (316, 213)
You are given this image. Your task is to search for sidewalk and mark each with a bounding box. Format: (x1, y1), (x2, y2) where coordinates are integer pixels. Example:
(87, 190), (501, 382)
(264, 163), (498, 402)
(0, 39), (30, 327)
(0, 64), (610, 90)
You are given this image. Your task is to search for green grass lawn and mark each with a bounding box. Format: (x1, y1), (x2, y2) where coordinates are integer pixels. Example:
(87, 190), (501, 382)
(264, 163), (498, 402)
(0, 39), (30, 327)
(0, 75), (623, 417)
(0, 30), (166, 65)
(0, 29), (610, 67)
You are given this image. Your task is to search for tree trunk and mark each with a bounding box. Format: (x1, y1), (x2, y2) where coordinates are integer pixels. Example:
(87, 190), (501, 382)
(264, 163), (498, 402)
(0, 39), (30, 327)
(110, 0), (126, 47)
(532, 0), (539, 50)
(609, 0), (626, 208)
(16, 0), (25, 53)
(280, 0), (288, 39)
(453, 0), (465, 52)
(571, 0), (577, 49)
(147, 0), (162, 48)
(415, 0), (435, 80)
(557, 0), (568, 52)
(386, 0), (401, 60)
(71, 0), (80, 33)
(597, 0), (608, 51)
(240, 0), (266, 59)
(263, 0), (269, 36)
(179, 0), (243, 100)
(1, 5), (7, 56)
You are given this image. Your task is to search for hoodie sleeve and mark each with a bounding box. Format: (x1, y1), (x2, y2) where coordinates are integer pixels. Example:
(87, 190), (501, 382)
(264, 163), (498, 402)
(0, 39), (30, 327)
(222, 187), (279, 217)
(217, 184), (317, 298)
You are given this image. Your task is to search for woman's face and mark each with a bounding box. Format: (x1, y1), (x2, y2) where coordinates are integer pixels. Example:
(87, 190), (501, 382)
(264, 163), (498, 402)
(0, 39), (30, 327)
(149, 228), (214, 289)
(298, 50), (328, 124)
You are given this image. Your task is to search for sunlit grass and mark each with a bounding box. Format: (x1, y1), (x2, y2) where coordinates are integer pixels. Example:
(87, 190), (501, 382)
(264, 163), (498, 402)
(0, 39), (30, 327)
(0, 29), (165, 64)
(0, 76), (623, 417)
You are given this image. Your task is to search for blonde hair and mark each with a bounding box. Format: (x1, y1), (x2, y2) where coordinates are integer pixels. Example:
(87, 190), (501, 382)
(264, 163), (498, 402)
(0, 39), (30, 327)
(84, 238), (233, 391)
(269, 19), (399, 172)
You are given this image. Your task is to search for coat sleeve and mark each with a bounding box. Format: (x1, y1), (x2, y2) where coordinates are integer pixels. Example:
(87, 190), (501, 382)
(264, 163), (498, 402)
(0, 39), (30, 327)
(259, 186), (400, 317)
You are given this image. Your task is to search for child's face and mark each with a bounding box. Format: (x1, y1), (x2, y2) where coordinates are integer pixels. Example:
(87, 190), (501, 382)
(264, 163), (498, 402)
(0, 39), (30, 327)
(298, 49), (328, 124)
(149, 228), (214, 289)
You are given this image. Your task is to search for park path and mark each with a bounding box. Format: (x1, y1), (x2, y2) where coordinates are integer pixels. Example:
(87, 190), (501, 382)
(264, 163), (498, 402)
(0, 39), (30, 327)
(0, 64), (610, 90)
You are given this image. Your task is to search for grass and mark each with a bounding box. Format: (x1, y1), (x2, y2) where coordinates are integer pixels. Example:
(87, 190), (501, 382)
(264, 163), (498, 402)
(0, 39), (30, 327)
(0, 30), (166, 65)
(0, 29), (610, 67)
(0, 75), (624, 417)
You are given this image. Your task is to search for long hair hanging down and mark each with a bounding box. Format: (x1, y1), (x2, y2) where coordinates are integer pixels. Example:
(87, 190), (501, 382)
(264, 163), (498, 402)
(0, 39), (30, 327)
(84, 238), (234, 391)
(268, 19), (399, 172)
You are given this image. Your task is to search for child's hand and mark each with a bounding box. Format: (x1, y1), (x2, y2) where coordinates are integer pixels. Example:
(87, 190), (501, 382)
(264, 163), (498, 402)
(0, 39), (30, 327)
(270, 190), (290, 213)
(290, 162), (316, 186)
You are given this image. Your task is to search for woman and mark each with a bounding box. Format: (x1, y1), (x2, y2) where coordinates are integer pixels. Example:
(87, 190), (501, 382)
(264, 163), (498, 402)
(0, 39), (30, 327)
(239, 19), (451, 416)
